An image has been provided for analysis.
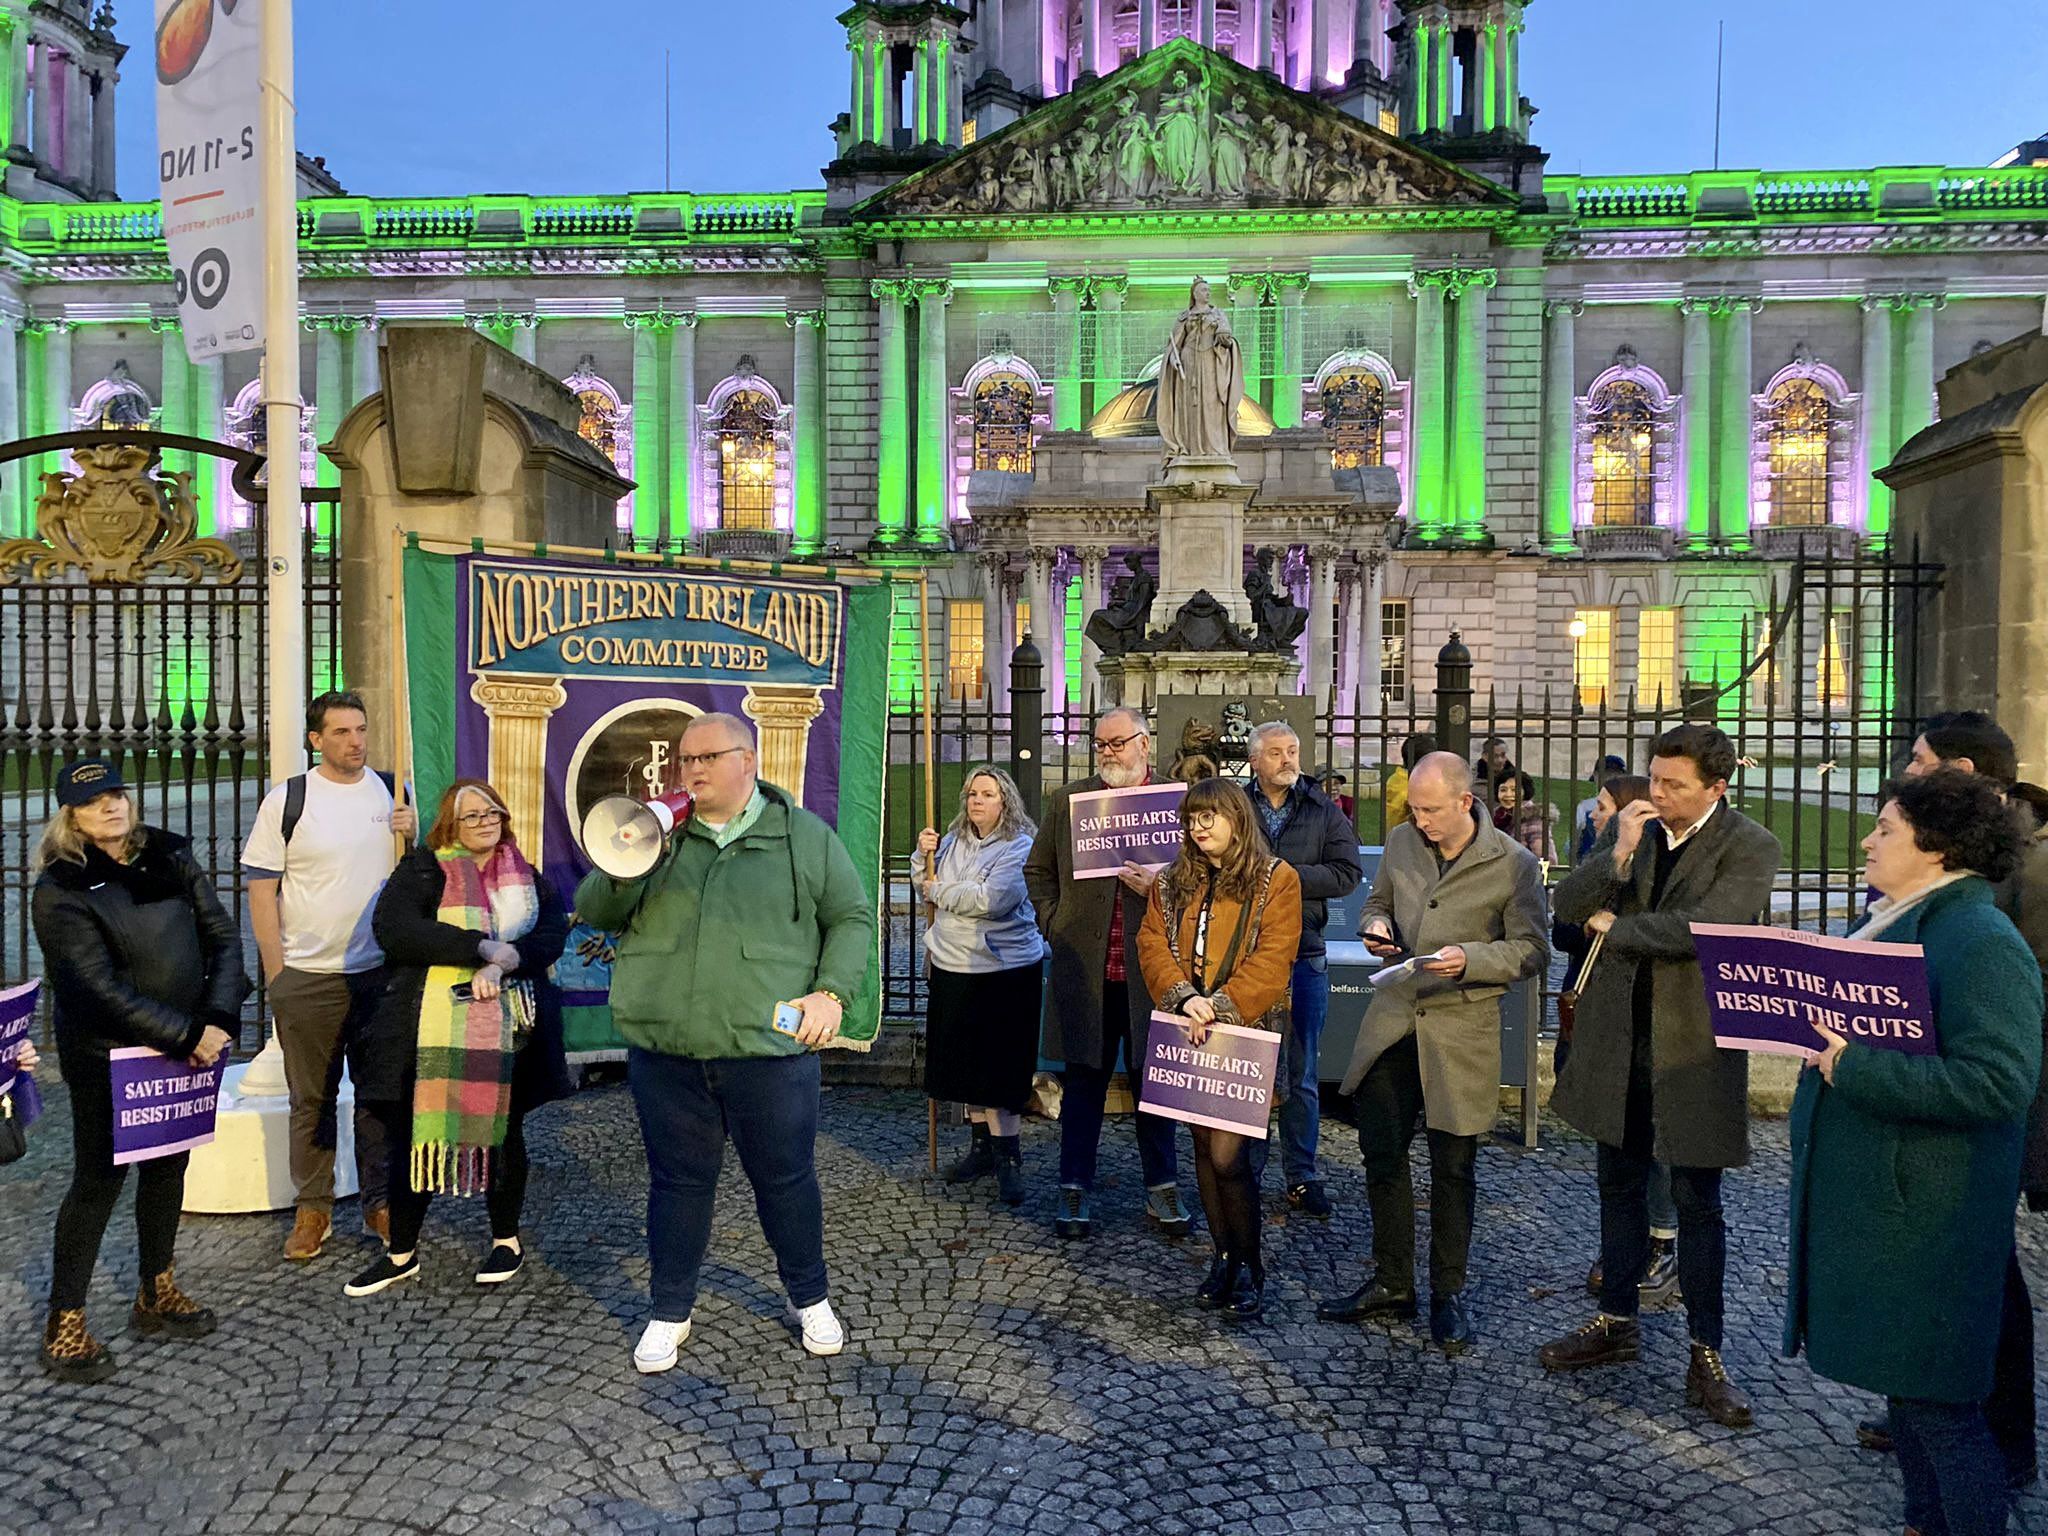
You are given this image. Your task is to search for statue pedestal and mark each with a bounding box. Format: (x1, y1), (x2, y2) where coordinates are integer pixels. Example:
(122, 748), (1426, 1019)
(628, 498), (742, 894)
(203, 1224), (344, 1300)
(1100, 648), (1302, 714)
(1149, 461), (1255, 628)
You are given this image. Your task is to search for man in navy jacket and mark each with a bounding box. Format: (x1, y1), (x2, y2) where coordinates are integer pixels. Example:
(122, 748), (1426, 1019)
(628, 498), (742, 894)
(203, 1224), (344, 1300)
(1245, 722), (1363, 1215)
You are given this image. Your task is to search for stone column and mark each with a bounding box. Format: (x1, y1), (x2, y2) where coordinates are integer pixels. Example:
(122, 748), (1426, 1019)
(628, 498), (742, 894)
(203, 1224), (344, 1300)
(3, 13), (26, 155)
(1227, 275), (1265, 414)
(743, 686), (827, 807)
(1540, 299), (1580, 551)
(62, 57), (85, 181)
(1449, 269), (1495, 542)
(1080, 0), (1101, 78)
(980, 553), (1006, 704)
(311, 320), (344, 493)
(1360, 553), (1386, 711)
(1199, 0), (1218, 50)
(1310, 0), (1330, 84)
(1679, 297), (1712, 551)
(1139, 0), (1157, 52)
(159, 318), (192, 438)
(1860, 295), (1896, 547)
(1255, 0), (1275, 71)
(1334, 565), (1358, 704)
(508, 315), (538, 365)
(1717, 297), (1756, 546)
(877, 27), (898, 145)
(468, 675), (568, 866)
(1408, 272), (1448, 541)
(1307, 545), (1338, 706)
(31, 42), (55, 167)
(194, 356), (223, 536)
(1090, 274), (1126, 416)
(670, 313), (698, 546)
(41, 317), (67, 435)
(1271, 274), (1308, 429)
(1025, 545), (1057, 662)
(1899, 294), (1942, 454)
(847, 29), (869, 144)
(1353, 0), (1378, 72)
(1079, 548), (1105, 698)
(348, 318), (380, 407)
(0, 309), (19, 538)
(911, 35), (930, 142)
(789, 309), (826, 554)
(1049, 277), (1085, 429)
(626, 311), (671, 547)
(914, 278), (954, 546)
(90, 69), (113, 192)
(1493, 18), (1512, 132)
(871, 278), (913, 545)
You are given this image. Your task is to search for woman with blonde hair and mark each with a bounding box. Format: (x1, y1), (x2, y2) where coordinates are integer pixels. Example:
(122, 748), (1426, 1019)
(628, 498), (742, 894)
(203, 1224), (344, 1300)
(31, 759), (247, 1381)
(344, 778), (571, 1297)
(1138, 777), (1302, 1319)
(916, 765), (1045, 1204)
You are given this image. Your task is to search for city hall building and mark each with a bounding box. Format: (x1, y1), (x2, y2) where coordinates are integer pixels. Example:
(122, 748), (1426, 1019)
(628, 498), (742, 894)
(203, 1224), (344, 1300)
(2, 0), (2044, 720)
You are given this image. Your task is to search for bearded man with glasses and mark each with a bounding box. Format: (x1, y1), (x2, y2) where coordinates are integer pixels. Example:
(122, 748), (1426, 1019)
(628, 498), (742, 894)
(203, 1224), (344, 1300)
(1024, 707), (1192, 1241)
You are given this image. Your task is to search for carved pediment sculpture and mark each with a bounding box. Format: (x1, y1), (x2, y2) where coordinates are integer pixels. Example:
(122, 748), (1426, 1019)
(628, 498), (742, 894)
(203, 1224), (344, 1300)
(859, 38), (1510, 222)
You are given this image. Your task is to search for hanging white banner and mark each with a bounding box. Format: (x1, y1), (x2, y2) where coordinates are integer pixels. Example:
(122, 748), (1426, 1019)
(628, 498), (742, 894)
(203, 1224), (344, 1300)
(154, 0), (265, 362)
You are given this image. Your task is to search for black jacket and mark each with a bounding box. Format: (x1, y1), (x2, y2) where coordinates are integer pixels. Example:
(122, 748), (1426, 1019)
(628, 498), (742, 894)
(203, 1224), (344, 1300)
(361, 845), (573, 1110)
(1256, 778), (1364, 961)
(31, 827), (250, 1070)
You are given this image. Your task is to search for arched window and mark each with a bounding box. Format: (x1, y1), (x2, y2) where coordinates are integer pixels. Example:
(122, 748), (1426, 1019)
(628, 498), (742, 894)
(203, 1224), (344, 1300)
(972, 371), (1037, 473)
(697, 360), (791, 534)
(1587, 379), (1656, 526)
(1763, 378), (1832, 527)
(73, 361), (154, 431)
(224, 377), (318, 533)
(560, 356), (633, 533)
(1319, 367), (1385, 469)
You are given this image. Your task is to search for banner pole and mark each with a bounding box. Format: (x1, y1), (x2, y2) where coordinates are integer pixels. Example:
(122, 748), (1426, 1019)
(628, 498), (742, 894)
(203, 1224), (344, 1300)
(400, 532), (889, 581)
(258, 0), (304, 787)
(389, 524), (413, 858)
(917, 571), (939, 1173)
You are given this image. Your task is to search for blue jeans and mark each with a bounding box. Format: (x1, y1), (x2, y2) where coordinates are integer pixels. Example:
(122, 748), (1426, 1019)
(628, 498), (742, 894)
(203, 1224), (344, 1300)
(1276, 957), (1329, 1186)
(1891, 1396), (2011, 1536)
(626, 1047), (828, 1321)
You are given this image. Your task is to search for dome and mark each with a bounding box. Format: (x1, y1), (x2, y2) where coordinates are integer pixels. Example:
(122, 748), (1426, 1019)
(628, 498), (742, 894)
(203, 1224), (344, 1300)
(1085, 381), (1275, 440)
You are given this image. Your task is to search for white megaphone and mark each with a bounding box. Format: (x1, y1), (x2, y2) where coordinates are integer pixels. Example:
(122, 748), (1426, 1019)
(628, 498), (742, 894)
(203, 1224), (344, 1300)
(580, 787), (695, 880)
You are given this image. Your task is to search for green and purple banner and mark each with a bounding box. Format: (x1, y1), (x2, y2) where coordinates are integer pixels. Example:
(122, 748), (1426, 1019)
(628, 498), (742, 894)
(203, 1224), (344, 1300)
(401, 545), (893, 1057)
(1691, 923), (1937, 1057)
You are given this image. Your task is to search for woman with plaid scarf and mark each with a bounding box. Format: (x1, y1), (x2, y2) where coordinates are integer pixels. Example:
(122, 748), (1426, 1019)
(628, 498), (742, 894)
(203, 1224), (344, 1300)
(344, 778), (572, 1298)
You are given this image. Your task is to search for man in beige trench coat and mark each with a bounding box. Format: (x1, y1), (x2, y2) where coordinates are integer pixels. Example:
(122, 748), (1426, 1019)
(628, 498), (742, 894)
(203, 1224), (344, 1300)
(1317, 753), (1548, 1354)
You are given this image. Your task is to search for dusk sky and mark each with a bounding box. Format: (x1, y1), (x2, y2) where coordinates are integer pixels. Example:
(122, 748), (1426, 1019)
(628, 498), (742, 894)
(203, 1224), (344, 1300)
(117, 1), (2043, 202)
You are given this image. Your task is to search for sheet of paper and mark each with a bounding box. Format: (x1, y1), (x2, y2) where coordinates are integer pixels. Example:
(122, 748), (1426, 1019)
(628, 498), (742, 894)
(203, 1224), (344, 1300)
(1368, 949), (1447, 989)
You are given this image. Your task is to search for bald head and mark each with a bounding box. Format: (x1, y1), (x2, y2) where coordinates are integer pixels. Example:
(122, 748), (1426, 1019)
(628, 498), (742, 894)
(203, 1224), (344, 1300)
(1410, 752), (1473, 798)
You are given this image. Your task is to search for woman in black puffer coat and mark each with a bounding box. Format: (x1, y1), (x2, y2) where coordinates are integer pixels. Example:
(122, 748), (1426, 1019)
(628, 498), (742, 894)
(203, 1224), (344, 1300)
(30, 759), (249, 1383)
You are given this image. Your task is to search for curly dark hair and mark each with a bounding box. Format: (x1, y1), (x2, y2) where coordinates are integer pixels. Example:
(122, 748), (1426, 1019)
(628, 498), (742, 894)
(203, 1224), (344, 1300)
(1890, 768), (2025, 882)
(1651, 724), (1738, 788)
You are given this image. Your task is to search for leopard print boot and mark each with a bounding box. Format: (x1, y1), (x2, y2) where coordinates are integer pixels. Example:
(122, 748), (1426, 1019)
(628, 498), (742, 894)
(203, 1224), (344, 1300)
(132, 1265), (217, 1340)
(39, 1308), (117, 1383)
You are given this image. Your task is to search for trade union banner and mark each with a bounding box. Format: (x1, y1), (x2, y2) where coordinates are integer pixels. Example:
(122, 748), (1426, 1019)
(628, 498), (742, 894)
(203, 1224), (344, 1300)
(400, 545), (892, 1057)
(1690, 923), (1938, 1058)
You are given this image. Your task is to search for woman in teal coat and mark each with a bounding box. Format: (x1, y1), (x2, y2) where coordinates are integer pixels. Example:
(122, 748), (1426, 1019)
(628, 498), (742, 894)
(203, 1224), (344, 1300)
(1786, 769), (2042, 1536)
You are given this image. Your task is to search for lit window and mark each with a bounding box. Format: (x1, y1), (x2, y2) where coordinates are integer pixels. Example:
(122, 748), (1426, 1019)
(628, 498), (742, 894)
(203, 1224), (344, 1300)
(972, 372), (1036, 473)
(1379, 108), (1400, 136)
(947, 599), (985, 701)
(1380, 597), (1409, 706)
(715, 388), (777, 530)
(1637, 608), (1679, 710)
(1765, 378), (1832, 527)
(1588, 379), (1655, 527)
(1817, 610), (1855, 710)
(961, 119), (978, 145)
(1573, 608), (1613, 710)
(573, 386), (620, 467)
(1320, 367), (1385, 470)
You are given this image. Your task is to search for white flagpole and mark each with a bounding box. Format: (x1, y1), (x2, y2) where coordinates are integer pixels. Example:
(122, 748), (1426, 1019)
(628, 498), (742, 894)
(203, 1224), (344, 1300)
(260, 0), (304, 785)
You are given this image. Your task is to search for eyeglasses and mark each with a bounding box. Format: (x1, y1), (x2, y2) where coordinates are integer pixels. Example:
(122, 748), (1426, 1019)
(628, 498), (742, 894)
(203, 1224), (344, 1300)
(456, 810), (507, 828)
(1093, 732), (1145, 754)
(1185, 810), (1221, 831)
(677, 746), (748, 770)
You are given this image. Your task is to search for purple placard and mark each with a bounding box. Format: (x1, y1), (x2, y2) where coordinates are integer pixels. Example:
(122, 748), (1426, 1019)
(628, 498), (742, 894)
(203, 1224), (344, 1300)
(1691, 923), (1937, 1058)
(0, 978), (36, 1102)
(1070, 782), (1187, 879)
(109, 1048), (227, 1166)
(1137, 1011), (1282, 1138)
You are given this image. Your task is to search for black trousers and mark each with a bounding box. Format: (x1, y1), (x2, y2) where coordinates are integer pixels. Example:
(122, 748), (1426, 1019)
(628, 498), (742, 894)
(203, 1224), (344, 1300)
(1356, 1032), (1478, 1297)
(49, 1054), (188, 1312)
(1987, 1248), (2038, 1481)
(380, 1099), (532, 1256)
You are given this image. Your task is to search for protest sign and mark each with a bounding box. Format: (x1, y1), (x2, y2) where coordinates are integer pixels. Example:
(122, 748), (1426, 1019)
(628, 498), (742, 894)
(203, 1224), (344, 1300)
(0, 978), (37, 1101)
(109, 1048), (228, 1165)
(1691, 923), (1936, 1058)
(1137, 1011), (1282, 1138)
(1070, 782), (1187, 879)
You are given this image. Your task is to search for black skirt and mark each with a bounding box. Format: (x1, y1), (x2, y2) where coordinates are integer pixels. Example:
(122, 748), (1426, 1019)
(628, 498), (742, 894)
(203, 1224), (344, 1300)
(924, 961), (1043, 1111)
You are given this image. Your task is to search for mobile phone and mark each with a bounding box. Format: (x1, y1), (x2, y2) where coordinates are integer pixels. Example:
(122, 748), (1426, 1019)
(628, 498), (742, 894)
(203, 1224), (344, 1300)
(771, 1001), (804, 1036)
(450, 983), (475, 1003)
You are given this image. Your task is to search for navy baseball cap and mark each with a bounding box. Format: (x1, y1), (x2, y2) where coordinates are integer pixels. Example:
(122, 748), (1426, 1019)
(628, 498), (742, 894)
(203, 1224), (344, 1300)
(55, 759), (126, 808)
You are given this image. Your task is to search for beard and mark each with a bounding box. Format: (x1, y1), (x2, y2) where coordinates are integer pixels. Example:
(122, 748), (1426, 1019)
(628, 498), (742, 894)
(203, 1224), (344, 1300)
(1100, 761), (1146, 789)
(1265, 767), (1301, 792)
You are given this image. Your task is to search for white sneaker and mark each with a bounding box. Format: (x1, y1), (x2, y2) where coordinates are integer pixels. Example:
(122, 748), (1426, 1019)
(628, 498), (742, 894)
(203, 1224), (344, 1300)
(633, 1316), (691, 1374)
(792, 1298), (844, 1357)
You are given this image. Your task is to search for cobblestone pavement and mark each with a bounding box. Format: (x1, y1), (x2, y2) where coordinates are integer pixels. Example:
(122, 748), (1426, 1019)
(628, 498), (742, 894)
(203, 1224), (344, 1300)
(5, 1075), (2047, 1536)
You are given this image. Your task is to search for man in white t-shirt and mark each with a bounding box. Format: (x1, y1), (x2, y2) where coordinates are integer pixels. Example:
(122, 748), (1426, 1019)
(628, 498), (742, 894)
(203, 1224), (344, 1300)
(240, 690), (416, 1261)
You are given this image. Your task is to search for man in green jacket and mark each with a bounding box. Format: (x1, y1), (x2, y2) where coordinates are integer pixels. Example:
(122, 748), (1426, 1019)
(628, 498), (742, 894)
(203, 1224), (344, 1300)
(575, 712), (874, 1375)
